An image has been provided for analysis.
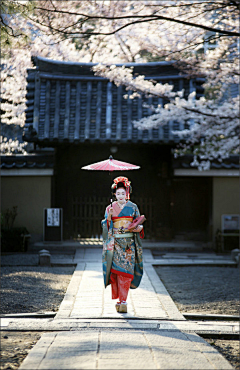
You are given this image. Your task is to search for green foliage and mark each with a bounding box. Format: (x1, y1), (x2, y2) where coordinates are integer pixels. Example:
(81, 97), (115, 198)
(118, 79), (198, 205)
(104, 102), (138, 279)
(204, 84), (222, 100)
(1, 206), (18, 229)
(138, 49), (166, 62)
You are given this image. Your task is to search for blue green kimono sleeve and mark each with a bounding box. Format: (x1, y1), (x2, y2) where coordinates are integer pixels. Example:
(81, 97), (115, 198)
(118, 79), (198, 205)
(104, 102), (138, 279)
(101, 208), (109, 241)
(134, 205), (140, 219)
(131, 203), (144, 289)
(101, 207), (114, 287)
(133, 204), (144, 239)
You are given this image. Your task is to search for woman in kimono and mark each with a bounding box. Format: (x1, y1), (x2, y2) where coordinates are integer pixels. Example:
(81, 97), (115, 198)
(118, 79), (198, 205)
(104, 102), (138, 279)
(101, 176), (144, 313)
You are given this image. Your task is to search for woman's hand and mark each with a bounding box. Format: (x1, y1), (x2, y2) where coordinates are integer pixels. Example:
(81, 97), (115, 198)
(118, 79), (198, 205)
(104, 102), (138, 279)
(107, 207), (113, 221)
(133, 225), (143, 233)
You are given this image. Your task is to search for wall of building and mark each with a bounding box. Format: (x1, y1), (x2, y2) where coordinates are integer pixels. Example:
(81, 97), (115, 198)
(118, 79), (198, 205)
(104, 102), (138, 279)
(1, 176), (52, 242)
(212, 177), (239, 240)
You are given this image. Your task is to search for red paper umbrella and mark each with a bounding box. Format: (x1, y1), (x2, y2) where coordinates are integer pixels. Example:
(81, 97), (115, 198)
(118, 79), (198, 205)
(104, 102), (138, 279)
(81, 155), (140, 171)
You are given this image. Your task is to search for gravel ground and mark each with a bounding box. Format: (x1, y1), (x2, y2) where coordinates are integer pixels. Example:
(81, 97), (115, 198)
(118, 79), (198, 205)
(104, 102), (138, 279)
(1, 265), (75, 314)
(1, 255), (75, 369)
(154, 265), (239, 315)
(155, 265), (240, 369)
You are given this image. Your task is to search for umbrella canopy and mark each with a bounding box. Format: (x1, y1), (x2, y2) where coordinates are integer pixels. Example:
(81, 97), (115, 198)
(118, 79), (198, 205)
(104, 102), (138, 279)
(81, 155), (140, 171)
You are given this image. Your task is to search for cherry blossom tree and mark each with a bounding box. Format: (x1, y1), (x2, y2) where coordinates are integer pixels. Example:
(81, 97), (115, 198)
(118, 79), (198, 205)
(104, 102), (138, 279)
(1, 1), (82, 153)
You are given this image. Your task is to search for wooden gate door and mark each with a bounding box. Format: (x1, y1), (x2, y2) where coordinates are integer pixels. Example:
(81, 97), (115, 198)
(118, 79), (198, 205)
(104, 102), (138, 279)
(72, 196), (154, 238)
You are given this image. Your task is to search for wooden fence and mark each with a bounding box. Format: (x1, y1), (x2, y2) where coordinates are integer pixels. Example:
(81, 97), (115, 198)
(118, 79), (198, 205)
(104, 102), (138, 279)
(72, 196), (154, 238)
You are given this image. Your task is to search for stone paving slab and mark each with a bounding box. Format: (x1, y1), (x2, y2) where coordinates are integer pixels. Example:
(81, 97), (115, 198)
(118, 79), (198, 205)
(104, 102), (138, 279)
(19, 329), (233, 369)
(144, 264), (185, 320)
(54, 263), (85, 319)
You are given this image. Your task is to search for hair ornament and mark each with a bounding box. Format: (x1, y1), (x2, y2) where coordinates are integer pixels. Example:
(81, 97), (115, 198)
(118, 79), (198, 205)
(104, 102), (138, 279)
(111, 176), (132, 200)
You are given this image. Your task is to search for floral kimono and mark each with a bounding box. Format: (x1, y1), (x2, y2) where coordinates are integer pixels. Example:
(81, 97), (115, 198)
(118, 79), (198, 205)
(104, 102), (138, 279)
(101, 200), (144, 295)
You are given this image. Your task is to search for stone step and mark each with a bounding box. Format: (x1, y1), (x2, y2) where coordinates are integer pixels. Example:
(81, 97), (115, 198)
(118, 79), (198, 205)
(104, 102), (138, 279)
(1, 318), (239, 334)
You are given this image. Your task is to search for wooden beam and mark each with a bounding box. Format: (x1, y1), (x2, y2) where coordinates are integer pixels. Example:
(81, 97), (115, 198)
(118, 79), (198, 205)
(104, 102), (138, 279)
(54, 81), (60, 139)
(44, 80), (51, 139)
(74, 81), (81, 141)
(105, 82), (112, 140)
(116, 85), (122, 141)
(95, 81), (102, 140)
(64, 81), (70, 139)
(84, 81), (92, 140)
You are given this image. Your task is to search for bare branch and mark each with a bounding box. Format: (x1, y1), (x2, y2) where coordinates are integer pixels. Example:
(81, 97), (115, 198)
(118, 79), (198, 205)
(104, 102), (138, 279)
(25, 4), (240, 37)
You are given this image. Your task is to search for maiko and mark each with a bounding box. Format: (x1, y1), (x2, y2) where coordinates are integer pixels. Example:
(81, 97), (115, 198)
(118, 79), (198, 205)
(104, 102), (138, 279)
(101, 176), (144, 313)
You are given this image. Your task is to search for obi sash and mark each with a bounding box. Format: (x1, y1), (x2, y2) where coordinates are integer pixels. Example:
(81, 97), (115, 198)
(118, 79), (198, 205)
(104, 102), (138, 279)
(112, 216), (133, 234)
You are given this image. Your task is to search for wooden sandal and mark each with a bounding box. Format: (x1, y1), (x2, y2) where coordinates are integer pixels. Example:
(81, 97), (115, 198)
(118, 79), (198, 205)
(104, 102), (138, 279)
(118, 304), (127, 313)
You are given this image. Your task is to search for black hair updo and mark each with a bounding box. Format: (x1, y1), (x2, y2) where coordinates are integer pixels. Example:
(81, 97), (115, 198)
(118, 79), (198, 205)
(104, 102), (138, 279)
(112, 182), (126, 194)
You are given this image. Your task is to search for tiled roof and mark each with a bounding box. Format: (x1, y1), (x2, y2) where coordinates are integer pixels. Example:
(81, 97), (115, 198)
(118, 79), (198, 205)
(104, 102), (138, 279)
(23, 56), (204, 144)
(0, 153), (54, 169)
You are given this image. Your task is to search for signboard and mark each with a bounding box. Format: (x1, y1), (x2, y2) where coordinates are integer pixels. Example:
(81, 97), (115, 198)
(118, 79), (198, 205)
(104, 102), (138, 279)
(221, 214), (240, 231)
(47, 208), (60, 227)
(44, 208), (63, 241)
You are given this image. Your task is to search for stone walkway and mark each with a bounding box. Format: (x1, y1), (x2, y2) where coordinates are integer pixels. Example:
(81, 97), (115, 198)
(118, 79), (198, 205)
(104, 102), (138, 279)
(7, 247), (235, 369)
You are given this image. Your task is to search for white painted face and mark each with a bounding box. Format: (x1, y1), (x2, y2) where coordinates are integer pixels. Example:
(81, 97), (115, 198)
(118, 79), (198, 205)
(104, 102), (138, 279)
(116, 188), (126, 202)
